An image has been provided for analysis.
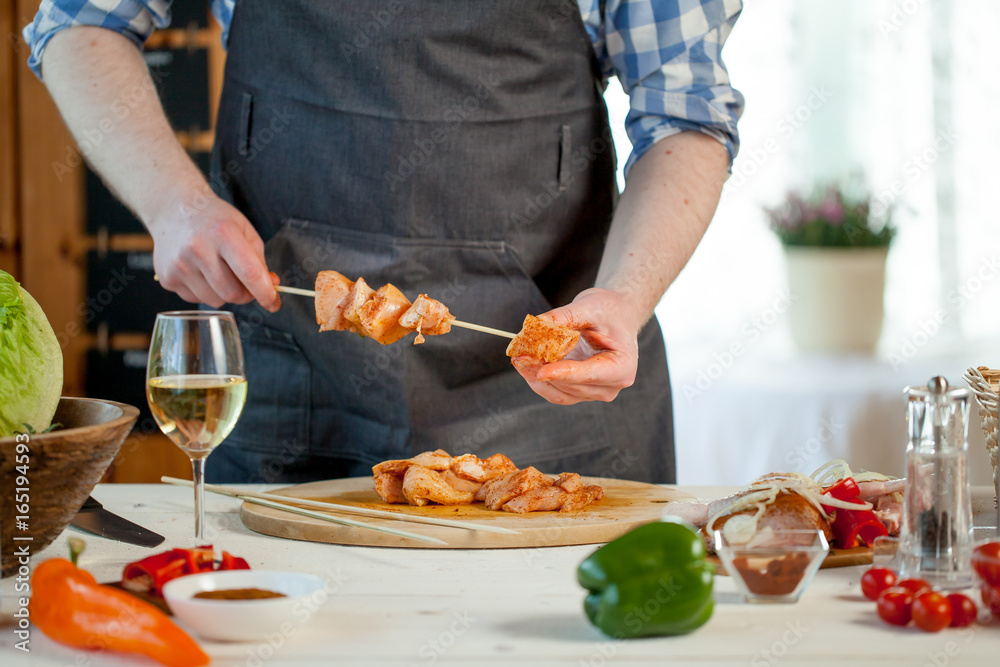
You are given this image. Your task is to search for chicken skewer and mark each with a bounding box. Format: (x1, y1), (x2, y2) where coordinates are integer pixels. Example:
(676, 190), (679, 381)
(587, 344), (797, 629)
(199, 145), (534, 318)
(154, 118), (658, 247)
(307, 275), (583, 359)
(153, 274), (564, 348)
(292, 278), (519, 339)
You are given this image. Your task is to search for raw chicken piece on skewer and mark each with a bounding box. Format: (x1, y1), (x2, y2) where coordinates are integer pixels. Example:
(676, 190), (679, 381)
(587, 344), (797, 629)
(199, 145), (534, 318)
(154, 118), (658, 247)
(358, 284), (414, 344)
(315, 271), (357, 333)
(398, 293), (455, 344)
(342, 276), (376, 330)
(505, 314), (580, 364)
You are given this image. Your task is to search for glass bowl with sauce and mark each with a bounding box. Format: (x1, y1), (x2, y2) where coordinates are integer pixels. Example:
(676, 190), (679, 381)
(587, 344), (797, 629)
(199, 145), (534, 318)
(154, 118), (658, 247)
(714, 528), (829, 603)
(163, 570), (327, 641)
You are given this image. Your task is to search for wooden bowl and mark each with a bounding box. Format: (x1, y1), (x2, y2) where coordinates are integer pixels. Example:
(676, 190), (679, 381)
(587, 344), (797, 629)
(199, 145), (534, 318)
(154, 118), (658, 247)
(0, 398), (139, 577)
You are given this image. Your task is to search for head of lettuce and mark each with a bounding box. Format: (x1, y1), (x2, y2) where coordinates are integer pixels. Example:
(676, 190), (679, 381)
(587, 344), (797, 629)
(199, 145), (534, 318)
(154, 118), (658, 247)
(0, 269), (63, 437)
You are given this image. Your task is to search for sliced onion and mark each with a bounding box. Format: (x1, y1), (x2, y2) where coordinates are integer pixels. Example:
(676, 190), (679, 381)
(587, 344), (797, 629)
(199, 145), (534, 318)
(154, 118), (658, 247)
(810, 491), (872, 511)
(811, 459), (853, 484)
(721, 514), (759, 545)
(852, 471), (893, 483)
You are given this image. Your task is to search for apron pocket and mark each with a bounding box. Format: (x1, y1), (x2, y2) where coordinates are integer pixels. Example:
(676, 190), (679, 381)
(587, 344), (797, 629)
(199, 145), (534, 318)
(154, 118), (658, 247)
(225, 321), (310, 454)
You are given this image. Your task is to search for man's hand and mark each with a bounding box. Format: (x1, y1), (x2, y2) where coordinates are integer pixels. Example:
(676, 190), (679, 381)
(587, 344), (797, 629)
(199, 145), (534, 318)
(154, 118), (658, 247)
(510, 288), (641, 405)
(38, 27), (279, 313)
(151, 194), (280, 311)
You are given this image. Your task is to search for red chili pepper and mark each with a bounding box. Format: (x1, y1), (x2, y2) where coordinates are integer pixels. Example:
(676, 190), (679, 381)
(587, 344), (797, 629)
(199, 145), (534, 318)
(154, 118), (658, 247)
(829, 510), (888, 548)
(122, 546), (250, 597)
(822, 478), (889, 549)
(122, 551), (175, 584)
(183, 549), (203, 574)
(152, 557), (189, 593)
(220, 551), (250, 570)
(823, 477), (861, 502)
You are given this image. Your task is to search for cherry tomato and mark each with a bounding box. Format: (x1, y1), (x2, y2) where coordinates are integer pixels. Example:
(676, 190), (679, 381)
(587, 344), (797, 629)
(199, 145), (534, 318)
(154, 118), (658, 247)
(981, 583), (1000, 617)
(947, 593), (977, 627)
(861, 567), (898, 601)
(877, 587), (914, 626)
(896, 578), (932, 597)
(912, 591), (952, 632)
(971, 541), (1000, 587)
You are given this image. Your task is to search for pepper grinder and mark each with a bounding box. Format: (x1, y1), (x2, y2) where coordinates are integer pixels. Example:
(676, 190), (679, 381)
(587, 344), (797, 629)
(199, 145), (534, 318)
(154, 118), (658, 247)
(898, 376), (974, 589)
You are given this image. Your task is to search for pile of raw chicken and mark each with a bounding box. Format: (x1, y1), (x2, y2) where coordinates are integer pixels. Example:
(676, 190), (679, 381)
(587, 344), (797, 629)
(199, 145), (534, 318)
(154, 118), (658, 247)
(664, 460), (905, 550)
(372, 449), (604, 513)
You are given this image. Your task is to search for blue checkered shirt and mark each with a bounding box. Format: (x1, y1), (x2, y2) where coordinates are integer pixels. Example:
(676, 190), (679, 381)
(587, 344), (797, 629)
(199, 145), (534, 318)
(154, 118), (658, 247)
(24, 0), (744, 171)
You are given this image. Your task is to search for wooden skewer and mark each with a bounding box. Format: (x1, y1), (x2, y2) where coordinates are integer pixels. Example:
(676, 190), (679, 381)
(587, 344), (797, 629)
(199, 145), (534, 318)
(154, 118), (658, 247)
(273, 285), (518, 339)
(446, 320), (517, 339)
(273, 284), (316, 297)
(161, 477), (448, 545)
(162, 476), (520, 535)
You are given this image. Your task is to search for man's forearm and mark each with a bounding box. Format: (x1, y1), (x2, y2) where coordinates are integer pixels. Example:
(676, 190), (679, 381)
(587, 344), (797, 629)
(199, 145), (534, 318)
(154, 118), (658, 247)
(41, 26), (208, 226)
(596, 132), (730, 327)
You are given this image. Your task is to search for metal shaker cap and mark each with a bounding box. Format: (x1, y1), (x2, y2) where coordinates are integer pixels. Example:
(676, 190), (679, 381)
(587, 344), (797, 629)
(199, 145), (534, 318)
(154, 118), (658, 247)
(905, 375), (971, 453)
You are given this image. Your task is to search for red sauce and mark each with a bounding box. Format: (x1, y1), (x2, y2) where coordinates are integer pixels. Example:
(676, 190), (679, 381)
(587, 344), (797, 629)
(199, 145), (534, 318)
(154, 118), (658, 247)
(193, 588), (286, 600)
(733, 553), (812, 595)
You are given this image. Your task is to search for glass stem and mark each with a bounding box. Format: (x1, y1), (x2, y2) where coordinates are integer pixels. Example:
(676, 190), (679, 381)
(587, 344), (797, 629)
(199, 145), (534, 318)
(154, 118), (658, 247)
(192, 457), (207, 543)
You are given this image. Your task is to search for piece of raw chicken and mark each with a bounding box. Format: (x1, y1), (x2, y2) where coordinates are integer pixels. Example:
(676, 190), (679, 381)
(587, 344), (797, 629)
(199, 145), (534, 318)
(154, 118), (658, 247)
(505, 314), (579, 364)
(398, 294), (455, 344)
(402, 465), (476, 506)
(358, 284), (413, 345)
(315, 271), (358, 333)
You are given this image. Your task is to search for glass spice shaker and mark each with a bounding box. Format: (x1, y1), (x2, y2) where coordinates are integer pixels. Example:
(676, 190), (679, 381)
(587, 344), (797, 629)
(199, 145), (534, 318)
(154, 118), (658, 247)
(898, 376), (974, 589)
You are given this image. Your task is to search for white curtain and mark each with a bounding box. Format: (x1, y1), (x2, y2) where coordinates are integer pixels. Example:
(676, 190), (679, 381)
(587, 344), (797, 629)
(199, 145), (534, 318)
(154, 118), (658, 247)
(604, 0), (1000, 484)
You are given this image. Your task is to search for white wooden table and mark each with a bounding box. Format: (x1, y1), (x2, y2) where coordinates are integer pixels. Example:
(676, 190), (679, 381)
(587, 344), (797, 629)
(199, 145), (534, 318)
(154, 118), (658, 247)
(2, 484), (998, 667)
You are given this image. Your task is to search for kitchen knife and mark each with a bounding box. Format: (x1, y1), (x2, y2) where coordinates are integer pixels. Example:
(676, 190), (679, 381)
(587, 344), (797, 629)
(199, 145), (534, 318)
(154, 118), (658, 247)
(70, 496), (165, 548)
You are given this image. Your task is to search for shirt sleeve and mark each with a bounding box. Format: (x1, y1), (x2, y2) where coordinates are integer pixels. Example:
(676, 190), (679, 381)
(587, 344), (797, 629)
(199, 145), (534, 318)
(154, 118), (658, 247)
(23, 0), (172, 81)
(584, 0), (745, 174)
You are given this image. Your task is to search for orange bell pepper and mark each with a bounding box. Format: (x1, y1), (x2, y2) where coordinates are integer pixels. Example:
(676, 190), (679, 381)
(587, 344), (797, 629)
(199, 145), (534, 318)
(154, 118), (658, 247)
(29, 558), (210, 667)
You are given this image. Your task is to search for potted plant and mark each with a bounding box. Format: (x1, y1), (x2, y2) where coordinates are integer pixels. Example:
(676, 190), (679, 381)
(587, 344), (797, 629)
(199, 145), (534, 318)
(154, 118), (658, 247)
(767, 184), (895, 354)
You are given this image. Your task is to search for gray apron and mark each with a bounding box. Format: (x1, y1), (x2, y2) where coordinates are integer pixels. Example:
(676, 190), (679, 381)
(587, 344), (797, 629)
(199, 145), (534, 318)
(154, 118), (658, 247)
(208, 0), (676, 484)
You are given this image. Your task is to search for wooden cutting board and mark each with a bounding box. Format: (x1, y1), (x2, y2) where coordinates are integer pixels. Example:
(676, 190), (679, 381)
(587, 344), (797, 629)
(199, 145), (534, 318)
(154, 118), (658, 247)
(240, 476), (688, 549)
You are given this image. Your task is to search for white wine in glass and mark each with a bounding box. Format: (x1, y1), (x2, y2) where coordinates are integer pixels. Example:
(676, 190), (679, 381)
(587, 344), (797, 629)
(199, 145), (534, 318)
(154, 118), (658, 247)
(146, 311), (246, 541)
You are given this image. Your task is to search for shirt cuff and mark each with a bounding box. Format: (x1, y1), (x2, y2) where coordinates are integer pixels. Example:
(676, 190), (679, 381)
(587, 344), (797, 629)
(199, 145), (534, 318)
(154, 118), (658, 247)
(23, 0), (169, 81)
(624, 85), (744, 175)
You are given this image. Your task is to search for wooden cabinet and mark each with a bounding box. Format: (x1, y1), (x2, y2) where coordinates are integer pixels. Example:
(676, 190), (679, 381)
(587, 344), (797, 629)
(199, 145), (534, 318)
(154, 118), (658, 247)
(4, 2), (226, 482)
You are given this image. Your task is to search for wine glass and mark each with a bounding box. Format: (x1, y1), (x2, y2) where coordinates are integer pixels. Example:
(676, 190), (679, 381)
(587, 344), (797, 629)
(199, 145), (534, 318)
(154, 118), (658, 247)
(146, 311), (247, 542)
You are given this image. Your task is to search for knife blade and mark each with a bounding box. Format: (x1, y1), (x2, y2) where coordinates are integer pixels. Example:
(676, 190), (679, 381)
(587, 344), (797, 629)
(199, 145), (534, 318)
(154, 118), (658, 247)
(70, 496), (165, 548)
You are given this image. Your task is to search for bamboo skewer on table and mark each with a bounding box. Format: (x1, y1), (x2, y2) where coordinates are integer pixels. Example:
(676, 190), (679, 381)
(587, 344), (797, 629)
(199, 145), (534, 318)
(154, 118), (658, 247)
(161, 476), (520, 535)
(274, 285), (517, 339)
(162, 477), (448, 545)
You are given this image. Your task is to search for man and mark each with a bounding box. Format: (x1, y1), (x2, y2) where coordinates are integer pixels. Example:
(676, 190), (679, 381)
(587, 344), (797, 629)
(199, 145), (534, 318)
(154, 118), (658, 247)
(25, 0), (743, 484)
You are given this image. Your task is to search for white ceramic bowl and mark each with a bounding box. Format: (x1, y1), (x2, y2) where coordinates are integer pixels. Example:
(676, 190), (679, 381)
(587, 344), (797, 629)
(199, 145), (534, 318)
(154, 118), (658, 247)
(163, 570), (327, 642)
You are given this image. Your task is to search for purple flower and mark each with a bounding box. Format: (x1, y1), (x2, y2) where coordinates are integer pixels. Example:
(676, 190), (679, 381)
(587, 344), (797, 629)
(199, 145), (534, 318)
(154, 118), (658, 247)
(817, 195), (844, 225)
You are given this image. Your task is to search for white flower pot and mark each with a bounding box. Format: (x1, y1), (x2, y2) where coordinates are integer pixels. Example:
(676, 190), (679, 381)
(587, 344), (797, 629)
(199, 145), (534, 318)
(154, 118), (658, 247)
(784, 246), (888, 355)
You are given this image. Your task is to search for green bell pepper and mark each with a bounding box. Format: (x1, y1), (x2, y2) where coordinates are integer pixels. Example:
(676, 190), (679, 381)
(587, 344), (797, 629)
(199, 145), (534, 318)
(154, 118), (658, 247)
(577, 520), (714, 638)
